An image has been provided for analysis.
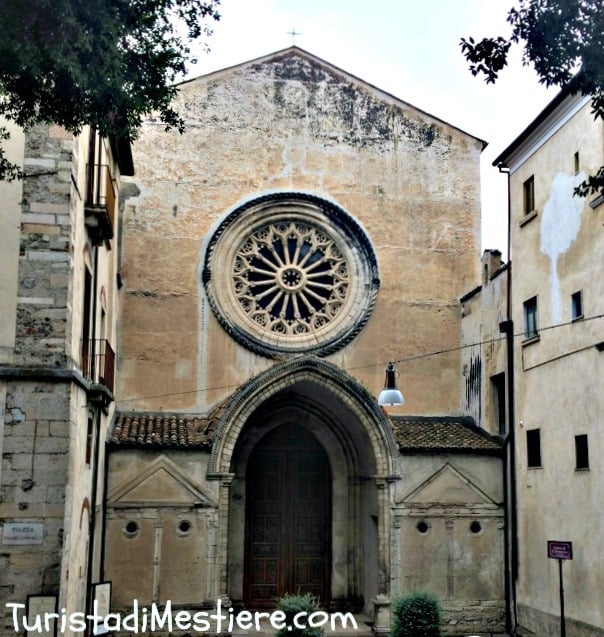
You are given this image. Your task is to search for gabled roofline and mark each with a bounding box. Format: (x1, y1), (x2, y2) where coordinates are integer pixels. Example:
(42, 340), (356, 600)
(459, 284), (482, 304)
(459, 261), (509, 303)
(180, 46), (487, 148)
(493, 84), (591, 169)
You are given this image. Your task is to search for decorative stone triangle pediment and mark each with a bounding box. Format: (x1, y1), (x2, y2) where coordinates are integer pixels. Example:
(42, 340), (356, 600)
(107, 456), (217, 508)
(398, 463), (498, 506)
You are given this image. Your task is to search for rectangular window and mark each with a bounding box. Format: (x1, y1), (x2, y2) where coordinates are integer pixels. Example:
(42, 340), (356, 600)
(526, 428), (542, 468)
(85, 417), (94, 465)
(571, 290), (583, 320)
(523, 296), (539, 339)
(574, 151), (580, 174)
(523, 176), (535, 215)
(575, 434), (589, 470)
(491, 373), (506, 435)
(81, 268), (93, 372)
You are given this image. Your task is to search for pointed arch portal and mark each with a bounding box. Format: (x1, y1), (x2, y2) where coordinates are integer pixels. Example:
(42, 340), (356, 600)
(244, 423), (331, 606)
(207, 357), (399, 613)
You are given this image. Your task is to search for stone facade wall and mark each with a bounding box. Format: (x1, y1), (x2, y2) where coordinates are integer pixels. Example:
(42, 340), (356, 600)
(105, 506), (218, 608)
(0, 382), (70, 632)
(518, 603), (604, 637)
(0, 124), (80, 637)
(0, 119), (24, 366)
(392, 453), (505, 634)
(104, 449), (219, 609)
(0, 381), (99, 637)
(110, 48), (497, 634)
(118, 49), (482, 417)
(15, 125), (74, 367)
(441, 599), (505, 636)
(103, 442), (504, 635)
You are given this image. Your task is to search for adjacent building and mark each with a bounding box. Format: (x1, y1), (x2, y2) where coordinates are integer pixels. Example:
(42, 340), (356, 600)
(0, 121), (132, 632)
(493, 89), (604, 637)
(460, 249), (509, 437)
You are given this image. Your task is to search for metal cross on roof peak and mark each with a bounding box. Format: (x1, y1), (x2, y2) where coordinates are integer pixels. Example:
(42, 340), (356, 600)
(287, 26), (301, 46)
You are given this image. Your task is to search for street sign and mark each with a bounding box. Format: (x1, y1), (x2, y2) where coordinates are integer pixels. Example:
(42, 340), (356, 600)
(2, 522), (44, 545)
(548, 540), (574, 637)
(548, 540), (573, 560)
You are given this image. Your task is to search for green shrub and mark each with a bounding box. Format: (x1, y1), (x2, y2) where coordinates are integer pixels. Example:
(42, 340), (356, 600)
(275, 592), (324, 637)
(391, 591), (442, 637)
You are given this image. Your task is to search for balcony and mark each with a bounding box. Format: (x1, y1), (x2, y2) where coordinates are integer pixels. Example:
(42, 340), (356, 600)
(82, 339), (115, 406)
(84, 163), (116, 246)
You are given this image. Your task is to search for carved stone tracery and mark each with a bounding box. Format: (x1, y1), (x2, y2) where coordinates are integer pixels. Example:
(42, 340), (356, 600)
(203, 193), (379, 358)
(233, 221), (350, 336)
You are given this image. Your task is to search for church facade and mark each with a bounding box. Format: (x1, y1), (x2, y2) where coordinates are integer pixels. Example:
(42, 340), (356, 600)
(103, 48), (505, 634)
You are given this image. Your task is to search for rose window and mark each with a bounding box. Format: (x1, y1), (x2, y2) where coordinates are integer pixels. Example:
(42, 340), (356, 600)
(203, 194), (379, 358)
(233, 223), (350, 336)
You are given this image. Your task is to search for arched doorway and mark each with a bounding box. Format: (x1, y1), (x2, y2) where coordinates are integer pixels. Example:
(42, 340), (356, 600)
(244, 424), (331, 607)
(209, 357), (400, 616)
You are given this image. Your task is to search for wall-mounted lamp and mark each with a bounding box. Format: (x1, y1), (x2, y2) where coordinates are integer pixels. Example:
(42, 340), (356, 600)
(378, 362), (404, 406)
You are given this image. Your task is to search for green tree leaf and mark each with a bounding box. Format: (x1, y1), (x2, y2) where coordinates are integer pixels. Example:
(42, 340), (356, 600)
(460, 0), (604, 196)
(0, 0), (220, 180)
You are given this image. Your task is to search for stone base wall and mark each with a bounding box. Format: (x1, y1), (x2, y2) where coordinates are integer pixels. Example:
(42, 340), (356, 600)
(0, 381), (70, 637)
(519, 603), (603, 637)
(441, 600), (505, 635)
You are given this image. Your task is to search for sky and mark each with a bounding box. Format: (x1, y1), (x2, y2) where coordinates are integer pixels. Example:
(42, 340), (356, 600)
(188, 0), (557, 255)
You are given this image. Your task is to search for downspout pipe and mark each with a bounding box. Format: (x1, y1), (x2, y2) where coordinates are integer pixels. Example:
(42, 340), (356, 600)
(85, 410), (102, 629)
(498, 163), (518, 634)
(84, 255), (100, 632)
(99, 440), (110, 582)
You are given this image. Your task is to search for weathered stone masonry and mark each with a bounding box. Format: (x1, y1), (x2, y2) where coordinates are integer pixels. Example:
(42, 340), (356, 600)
(1, 124), (68, 626)
(0, 123), (92, 636)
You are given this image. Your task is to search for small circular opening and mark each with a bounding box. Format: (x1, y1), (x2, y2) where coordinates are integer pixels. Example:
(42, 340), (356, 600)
(177, 520), (192, 535)
(416, 521), (429, 534)
(470, 521), (482, 535)
(123, 521), (139, 537)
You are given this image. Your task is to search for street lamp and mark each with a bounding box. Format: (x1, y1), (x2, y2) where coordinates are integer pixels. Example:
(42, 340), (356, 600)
(378, 362), (404, 406)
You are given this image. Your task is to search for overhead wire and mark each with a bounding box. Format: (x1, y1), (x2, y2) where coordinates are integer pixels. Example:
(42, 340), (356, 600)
(117, 313), (603, 403)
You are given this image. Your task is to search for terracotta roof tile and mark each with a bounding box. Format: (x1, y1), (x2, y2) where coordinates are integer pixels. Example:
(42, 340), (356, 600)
(390, 416), (502, 454)
(109, 402), (227, 449)
(110, 407), (501, 456)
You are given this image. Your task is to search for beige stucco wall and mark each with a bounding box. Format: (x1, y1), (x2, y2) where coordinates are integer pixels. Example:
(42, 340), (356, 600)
(0, 120), (24, 496)
(460, 251), (508, 434)
(508, 97), (604, 636)
(104, 446), (504, 633)
(117, 49), (482, 417)
(105, 450), (218, 608)
(393, 453), (504, 633)
(0, 120), (24, 366)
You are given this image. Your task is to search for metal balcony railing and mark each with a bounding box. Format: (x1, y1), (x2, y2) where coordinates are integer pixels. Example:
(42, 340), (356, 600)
(84, 163), (116, 244)
(81, 339), (115, 394)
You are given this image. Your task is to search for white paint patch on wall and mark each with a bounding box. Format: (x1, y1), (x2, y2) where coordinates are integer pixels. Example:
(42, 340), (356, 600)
(540, 172), (585, 325)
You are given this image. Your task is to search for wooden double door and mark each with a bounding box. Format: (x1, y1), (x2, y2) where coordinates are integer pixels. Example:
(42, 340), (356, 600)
(244, 424), (331, 606)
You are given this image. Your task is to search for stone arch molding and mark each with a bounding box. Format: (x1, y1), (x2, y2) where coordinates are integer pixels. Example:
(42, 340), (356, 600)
(202, 192), (380, 359)
(207, 356), (399, 478)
